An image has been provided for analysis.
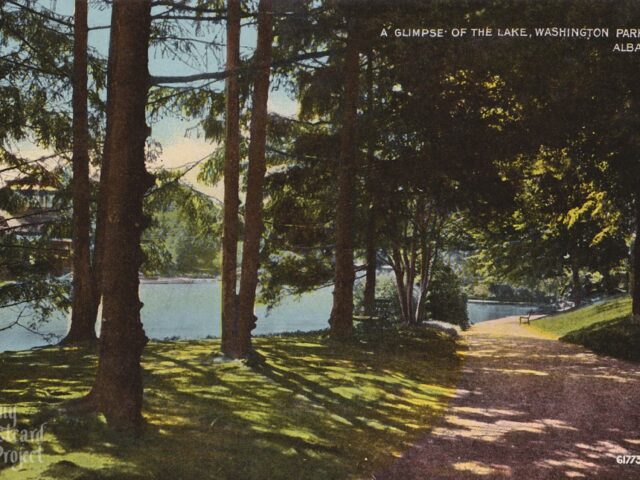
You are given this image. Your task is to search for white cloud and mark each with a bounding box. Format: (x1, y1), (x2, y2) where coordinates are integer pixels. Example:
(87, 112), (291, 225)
(268, 94), (298, 117)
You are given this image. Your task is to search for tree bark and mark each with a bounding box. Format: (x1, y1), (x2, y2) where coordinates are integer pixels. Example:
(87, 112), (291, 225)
(415, 244), (431, 324)
(415, 211), (439, 323)
(86, 0), (153, 433)
(390, 249), (410, 324)
(64, 0), (96, 344)
(363, 51), (376, 317)
(572, 263), (582, 308)
(329, 20), (360, 340)
(406, 241), (418, 323)
(220, 0), (242, 358)
(632, 200), (640, 315)
(236, 0), (273, 358)
(91, 1), (120, 327)
(363, 226), (377, 316)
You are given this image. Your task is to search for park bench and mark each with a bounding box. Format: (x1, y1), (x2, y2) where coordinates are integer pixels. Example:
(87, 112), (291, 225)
(519, 312), (532, 325)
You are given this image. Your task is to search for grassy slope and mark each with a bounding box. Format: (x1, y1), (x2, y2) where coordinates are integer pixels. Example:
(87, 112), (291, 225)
(530, 295), (640, 361)
(0, 329), (461, 480)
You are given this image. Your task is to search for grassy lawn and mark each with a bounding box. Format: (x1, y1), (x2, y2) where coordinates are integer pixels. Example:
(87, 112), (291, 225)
(530, 295), (640, 361)
(0, 328), (461, 480)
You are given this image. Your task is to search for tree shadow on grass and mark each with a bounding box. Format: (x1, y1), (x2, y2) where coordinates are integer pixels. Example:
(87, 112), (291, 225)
(0, 330), (462, 480)
(561, 315), (640, 362)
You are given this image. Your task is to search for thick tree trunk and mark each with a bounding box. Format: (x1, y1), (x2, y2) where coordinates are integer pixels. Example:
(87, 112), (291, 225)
(220, 0), (242, 357)
(329, 21), (360, 340)
(64, 0), (96, 344)
(86, 0), (152, 432)
(236, 0), (273, 358)
(632, 201), (640, 316)
(362, 51), (376, 318)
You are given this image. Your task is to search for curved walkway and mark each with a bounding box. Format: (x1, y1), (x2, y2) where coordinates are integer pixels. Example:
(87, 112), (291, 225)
(376, 316), (640, 479)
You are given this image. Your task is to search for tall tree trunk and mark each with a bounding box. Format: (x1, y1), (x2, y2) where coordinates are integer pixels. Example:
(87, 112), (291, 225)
(363, 223), (377, 316)
(329, 20), (360, 340)
(415, 244), (431, 324)
(86, 0), (153, 432)
(363, 51), (376, 317)
(91, 3), (119, 327)
(572, 263), (582, 308)
(632, 200), (640, 316)
(415, 213), (440, 323)
(236, 0), (273, 358)
(406, 242), (418, 323)
(64, 0), (96, 344)
(390, 248), (410, 323)
(392, 272), (407, 323)
(220, 0), (242, 357)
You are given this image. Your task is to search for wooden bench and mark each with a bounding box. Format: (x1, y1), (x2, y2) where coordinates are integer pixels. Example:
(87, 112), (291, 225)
(519, 313), (532, 325)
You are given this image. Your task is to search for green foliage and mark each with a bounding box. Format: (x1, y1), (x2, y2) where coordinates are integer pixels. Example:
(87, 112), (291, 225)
(196, 146), (226, 187)
(355, 267), (470, 330)
(258, 120), (339, 306)
(142, 169), (221, 277)
(531, 296), (640, 361)
(472, 284), (551, 304)
(532, 295), (631, 338)
(0, 0), (108, 324)
(354, 276), (401, 321)
(562, 315), (640, 362)
(427, 264), (470, 329)
(468, 145), (629, 298)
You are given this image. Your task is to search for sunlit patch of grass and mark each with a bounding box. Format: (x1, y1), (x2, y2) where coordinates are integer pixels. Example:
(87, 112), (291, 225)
(530, 295), (631, 338)
(0, 328), (461, 480)
(530, 296), (640, 361)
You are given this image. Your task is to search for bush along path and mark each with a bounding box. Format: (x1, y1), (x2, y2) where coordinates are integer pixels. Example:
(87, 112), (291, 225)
(376, 316), (640, 479)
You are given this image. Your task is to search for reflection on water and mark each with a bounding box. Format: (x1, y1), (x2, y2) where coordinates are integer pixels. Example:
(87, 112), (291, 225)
(0, 281), (539, 352)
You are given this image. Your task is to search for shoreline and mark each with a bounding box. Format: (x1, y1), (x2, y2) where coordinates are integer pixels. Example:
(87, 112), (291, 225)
(140, 276), (216, 284)
(467, 298), (546, 306)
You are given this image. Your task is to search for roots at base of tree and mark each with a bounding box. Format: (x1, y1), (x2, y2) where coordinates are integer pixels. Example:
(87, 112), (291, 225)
(60, 390), (145, 436)
(328, 319), (354, 341)
(213, 347), (264, 365)
(60, 391), (99, 415)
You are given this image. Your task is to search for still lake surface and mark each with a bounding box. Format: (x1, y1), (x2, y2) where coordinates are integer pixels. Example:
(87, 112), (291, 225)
(0, 280), (539, 352)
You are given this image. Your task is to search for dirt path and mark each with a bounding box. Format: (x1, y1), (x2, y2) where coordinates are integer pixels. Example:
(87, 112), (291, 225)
(375, 316), (640, 479)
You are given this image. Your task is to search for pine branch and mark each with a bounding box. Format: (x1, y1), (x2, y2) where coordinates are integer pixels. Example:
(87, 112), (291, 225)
(150, 49), (338, 85)
(5, 0), (74, 29)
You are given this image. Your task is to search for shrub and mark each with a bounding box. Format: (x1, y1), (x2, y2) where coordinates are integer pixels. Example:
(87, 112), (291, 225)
(427, 264), (470, 329)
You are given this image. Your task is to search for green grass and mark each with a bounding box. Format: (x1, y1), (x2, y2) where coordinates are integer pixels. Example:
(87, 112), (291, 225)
(530, 295), (640, 361)
(0, 328), (461, 480)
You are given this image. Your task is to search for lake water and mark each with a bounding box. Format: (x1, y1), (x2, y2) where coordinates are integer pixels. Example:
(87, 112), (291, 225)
(0, 280), (539, 352)
(467, 300), (537, 324)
